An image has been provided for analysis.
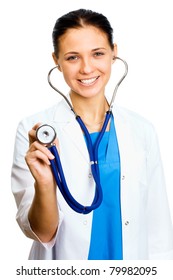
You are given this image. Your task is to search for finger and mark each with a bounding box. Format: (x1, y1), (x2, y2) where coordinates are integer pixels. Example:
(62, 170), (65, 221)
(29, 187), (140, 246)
(28, 123), (42, 145)
(28, 129), (36, 145)
(25, 150), (51, 166)
(29, 141), (55, 160)
(32, 122), (42, 131)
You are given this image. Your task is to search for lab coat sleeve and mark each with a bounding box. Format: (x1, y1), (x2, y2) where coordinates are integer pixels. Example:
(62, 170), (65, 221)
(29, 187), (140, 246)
(11, 120), (64, 249)
(146, 125), (173, 259)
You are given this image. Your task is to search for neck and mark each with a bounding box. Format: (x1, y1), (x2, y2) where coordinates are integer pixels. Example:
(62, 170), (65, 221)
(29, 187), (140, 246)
(70, 93), (109, 119)
(70, 92), (109, 132)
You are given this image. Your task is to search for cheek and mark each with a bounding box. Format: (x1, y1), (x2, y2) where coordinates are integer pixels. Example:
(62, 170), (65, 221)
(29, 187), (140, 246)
(61, 68), (74, 86)
(99, 58), (112, 74)
(102, 63), (112, 81)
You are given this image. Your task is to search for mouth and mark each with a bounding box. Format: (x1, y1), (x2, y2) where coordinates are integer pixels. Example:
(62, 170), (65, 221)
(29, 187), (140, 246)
(78, 76), (99, 86)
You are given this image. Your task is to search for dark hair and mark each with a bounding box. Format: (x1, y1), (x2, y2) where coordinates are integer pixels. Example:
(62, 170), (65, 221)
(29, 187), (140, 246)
(52, 9), (114, 57)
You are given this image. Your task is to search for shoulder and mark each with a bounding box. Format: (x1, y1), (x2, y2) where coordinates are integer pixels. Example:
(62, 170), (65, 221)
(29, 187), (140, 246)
(17, 103), (58, 132)
(113, 105), (158, 149)
(114, 105), (155, 131)
(17, 98), (70, 131)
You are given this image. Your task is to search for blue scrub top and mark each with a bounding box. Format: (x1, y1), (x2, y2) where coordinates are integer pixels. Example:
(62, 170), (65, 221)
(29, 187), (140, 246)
(87, 117), (123, 260)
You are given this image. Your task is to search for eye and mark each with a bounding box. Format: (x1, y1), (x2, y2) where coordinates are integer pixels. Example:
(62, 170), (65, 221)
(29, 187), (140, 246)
(66, 55), (78, 61)
(94, 52), (105, 57)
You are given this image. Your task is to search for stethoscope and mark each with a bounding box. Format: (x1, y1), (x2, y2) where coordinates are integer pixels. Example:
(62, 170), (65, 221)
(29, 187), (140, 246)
(36, 57), (128, 214)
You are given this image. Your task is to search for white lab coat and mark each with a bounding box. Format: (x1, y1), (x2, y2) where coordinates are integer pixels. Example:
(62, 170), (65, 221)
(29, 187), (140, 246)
(11, 98), (173, 260)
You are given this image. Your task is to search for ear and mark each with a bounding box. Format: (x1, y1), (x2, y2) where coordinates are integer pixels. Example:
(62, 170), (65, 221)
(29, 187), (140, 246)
(52, 52), (62, 72)
(112, 43), (117, 63)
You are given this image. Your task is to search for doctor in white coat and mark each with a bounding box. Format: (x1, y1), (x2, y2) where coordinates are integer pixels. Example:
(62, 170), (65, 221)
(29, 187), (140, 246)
(11, 9), (173, 260)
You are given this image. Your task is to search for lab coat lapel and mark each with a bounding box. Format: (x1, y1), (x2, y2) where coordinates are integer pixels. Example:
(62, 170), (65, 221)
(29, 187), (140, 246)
(53, 98), (89, 162)
(62, 119), (89, 163)
(114, 107), (145, 180)
(113, 106), (130, 164)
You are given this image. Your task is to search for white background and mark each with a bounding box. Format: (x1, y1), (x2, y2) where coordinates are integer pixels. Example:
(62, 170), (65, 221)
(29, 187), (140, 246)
(0, 0), (173, 277)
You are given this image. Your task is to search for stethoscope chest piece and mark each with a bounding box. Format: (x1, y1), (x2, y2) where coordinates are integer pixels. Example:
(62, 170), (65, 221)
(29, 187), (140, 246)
(36, 124), (56, 145)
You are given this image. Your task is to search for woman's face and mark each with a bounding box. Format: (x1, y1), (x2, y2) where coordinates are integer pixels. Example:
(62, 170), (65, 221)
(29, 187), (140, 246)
(53, 25), (117, 99)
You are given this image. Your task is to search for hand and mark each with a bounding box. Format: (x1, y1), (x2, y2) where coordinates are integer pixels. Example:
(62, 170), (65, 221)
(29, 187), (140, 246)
(25, 123), (59, 189)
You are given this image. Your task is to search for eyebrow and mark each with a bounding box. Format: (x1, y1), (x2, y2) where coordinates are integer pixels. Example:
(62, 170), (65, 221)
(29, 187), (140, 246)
(64, 47), (107, 56)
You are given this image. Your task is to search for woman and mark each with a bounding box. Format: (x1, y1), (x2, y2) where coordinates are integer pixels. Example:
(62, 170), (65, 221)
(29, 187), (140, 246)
(11, 9), (173, 260)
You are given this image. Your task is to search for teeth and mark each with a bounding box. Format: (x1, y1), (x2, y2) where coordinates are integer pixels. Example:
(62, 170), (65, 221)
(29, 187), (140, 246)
(80, 77), (97, 85)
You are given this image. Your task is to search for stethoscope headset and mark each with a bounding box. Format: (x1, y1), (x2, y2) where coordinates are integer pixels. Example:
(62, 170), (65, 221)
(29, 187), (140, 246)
(36, 57), (128, 214)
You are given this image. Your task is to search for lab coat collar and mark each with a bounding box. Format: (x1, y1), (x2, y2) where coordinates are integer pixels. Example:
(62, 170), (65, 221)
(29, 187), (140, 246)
(53, 94), (76, 123)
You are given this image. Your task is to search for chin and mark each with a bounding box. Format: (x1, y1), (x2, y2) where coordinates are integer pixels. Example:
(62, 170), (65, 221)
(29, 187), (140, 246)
(74, 87), (104, 98)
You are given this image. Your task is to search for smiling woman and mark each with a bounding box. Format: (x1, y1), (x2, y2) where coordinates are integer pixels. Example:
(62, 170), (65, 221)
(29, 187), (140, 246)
(11, 8), (173, 260)
(52, 25), (116, 108)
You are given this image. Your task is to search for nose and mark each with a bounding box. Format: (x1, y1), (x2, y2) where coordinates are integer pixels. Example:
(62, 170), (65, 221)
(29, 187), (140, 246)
(79, 57), (94, 74)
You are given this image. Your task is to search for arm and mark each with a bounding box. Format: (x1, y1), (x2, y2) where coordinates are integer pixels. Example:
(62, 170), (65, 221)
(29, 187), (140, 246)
(12, 121), (60, 243)
(147, 126), (173, 259)
(25, 123), (59, 242)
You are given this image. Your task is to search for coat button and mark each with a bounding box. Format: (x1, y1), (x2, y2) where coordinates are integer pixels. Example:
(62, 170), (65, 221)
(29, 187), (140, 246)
(88, 172), (92, 178)
(125, 221), (129, 226)
(83, 220), (88, 225)
(122, 175), (125, 180)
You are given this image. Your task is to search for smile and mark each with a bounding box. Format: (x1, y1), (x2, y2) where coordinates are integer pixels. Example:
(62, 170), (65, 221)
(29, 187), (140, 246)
(78, 76), (99, 85)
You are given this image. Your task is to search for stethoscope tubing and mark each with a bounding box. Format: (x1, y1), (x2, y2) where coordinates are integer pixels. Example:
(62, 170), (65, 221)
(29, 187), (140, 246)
(48, 111), (112, 214)
(48, 145), (102, 214)
(49, 145), (93, 213)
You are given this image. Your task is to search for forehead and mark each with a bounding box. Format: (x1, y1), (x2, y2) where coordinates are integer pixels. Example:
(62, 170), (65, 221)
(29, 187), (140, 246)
(58, 26), (110, 53)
